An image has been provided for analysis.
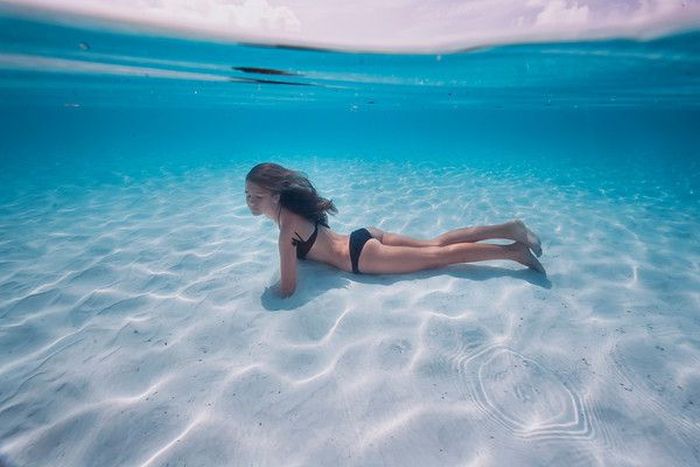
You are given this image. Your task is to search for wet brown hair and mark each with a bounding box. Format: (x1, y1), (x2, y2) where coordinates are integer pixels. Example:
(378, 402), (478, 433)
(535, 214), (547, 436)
(246, 163), (337, 227)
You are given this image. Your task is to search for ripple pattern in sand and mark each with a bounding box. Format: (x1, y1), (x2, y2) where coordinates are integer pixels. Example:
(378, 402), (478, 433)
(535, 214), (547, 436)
(1, 157), (699, 466)
(461, 345), (592, 441)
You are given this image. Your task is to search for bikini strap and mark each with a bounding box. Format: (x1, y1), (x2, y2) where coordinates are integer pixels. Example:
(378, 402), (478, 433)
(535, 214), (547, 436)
(291, 231), (304, 245)
(291, 219), (319, 246)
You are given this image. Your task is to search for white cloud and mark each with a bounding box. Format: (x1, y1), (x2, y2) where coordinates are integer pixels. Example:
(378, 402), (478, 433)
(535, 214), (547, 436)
(528, 0), (590, 27)
(211, 0), (301, 32)
(144, 0), (302, 32)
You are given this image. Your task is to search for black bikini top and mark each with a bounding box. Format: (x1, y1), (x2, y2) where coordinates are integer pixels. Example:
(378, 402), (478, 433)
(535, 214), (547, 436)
(291, 221), (319, 259)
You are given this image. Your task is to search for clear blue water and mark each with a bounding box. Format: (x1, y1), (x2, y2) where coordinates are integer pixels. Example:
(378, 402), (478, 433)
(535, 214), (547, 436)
(1, 9), (700, 467)
(1, 11), (698, 199)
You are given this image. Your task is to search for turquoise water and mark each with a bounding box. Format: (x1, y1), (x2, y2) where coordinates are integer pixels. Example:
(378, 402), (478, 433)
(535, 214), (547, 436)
(1, 12), (699, 197)
(1, 9), (700, 467)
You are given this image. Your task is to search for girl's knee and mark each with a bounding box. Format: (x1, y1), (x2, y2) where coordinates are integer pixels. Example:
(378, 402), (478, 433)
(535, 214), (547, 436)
(432, 234), (447, 247)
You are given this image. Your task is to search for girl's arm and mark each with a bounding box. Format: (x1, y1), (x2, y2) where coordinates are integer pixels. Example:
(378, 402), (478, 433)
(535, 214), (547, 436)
(278, 227), (297, 298)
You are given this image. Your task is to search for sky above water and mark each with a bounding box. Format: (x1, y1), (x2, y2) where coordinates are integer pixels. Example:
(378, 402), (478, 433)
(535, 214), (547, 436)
(3, 0), (700, 51)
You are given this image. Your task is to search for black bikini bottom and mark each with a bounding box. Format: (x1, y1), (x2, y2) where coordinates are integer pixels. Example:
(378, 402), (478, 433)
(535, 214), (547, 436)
(349, 228), (373, 274)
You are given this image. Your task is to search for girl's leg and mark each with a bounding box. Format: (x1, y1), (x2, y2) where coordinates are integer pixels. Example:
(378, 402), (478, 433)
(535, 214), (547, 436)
(358, 238), (545, 275)
(367, 226), (437, 248)
(369, 219), (542, 256)
(436, 220), (518, 244)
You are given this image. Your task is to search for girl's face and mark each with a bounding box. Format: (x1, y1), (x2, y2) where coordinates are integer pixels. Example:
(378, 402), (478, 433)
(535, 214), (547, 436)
(245, 181), (278, 218)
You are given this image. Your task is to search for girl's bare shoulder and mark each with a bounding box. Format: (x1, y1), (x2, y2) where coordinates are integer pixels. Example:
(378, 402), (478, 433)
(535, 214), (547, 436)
(278, 208), (305, 231)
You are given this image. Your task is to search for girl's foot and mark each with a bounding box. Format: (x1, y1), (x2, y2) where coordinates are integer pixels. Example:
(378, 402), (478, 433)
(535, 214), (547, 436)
(508, 242), (546, 274)
(512, 219), (542, 257)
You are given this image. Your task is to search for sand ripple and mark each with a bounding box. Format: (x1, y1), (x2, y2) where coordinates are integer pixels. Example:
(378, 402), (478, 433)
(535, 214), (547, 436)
(465, 346), (591, 440)
(1, 158), (699, 465)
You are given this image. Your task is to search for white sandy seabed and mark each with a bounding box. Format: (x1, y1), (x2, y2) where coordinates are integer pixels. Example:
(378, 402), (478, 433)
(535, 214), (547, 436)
(0, 157), (699, 466)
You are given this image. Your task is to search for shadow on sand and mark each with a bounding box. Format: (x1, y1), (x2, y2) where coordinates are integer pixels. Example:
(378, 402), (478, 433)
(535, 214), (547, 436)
(261, 262), (551, 311)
